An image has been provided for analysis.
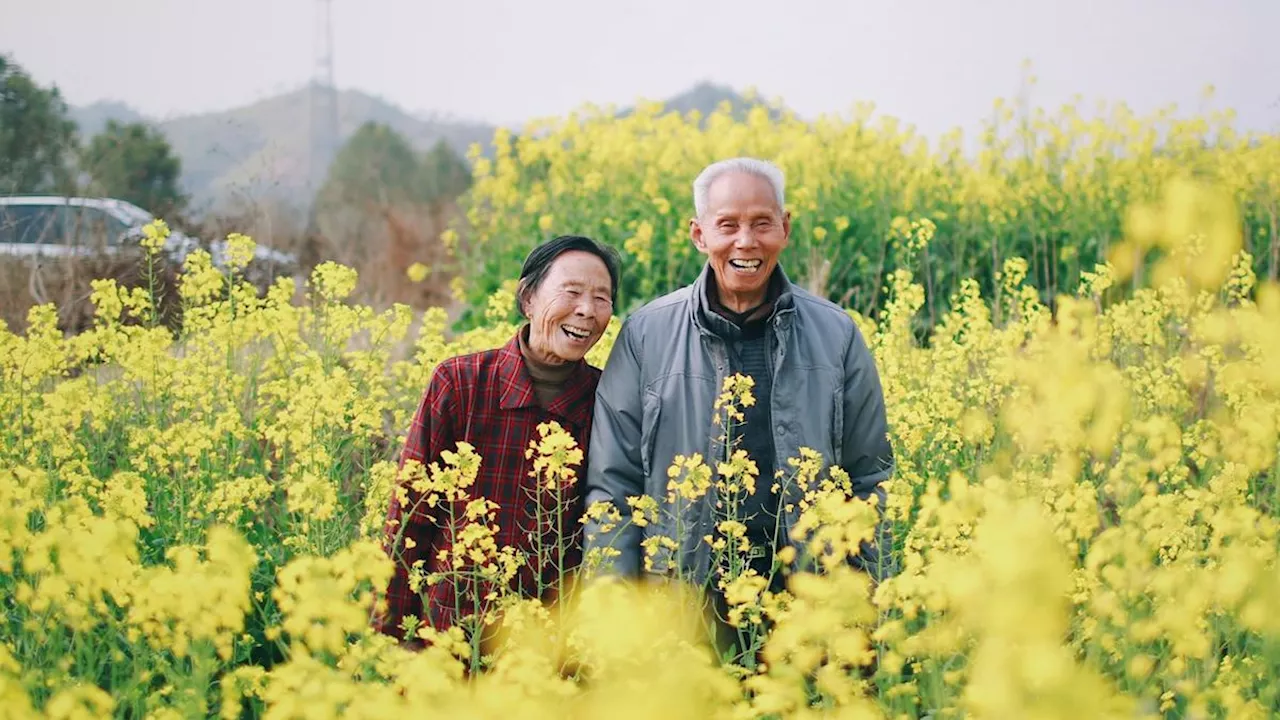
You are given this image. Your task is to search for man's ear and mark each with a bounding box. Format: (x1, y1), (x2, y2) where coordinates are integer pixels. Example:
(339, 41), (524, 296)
(782, 210), (792, 242)
(690, 217), (708, 254)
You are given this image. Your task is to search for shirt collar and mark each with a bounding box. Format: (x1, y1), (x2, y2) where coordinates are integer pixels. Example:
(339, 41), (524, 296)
(691, 262), (795, 338)
(497, 329), (597, 425)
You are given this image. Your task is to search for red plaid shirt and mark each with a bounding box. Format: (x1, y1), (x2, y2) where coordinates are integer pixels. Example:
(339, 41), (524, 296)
(374, 331), (601, 642)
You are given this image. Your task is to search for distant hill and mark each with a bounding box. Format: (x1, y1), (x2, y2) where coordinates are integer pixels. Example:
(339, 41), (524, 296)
(69, 81), (774, 218)
(69, 85), (499, 217)
(71, 101), (148, 137)
(618, 81), (786, 122)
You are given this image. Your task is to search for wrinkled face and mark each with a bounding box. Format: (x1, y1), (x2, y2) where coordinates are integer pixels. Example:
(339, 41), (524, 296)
(523, 250), (614, 364)
(690, 171), (790, 312)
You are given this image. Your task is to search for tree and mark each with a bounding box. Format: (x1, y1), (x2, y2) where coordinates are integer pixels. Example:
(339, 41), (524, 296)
(82, 120), (187, 216)
(317, 122), (432, 211)
(421, 139), (472, 201)
(0, 54), (78, 194)
(310, 122), (466, 309)
(311, 122), (434, 280)
(316, 124), (474, 213)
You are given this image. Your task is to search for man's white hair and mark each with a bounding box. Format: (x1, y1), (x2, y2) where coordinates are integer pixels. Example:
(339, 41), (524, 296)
(692, 157), (786, 218)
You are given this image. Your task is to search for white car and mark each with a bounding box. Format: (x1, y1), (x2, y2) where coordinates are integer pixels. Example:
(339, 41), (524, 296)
(0, 195), (297, 273)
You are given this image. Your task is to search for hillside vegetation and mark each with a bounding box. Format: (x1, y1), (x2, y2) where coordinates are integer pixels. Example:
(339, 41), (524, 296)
(448, 92), (1279, 329)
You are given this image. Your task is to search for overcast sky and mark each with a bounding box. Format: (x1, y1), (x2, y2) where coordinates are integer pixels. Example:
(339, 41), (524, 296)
(2, 0), (1276, 139)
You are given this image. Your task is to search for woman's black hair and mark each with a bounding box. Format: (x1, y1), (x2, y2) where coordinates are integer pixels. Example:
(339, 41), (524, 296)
(516, 234), (621, 318)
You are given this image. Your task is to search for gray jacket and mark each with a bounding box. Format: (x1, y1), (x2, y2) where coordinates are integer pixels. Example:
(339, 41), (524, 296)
(582, 263), (895, 587)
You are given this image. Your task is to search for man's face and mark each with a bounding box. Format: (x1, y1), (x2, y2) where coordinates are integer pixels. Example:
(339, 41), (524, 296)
(523, 250), (614, 364)
(690, 171), (790, 311)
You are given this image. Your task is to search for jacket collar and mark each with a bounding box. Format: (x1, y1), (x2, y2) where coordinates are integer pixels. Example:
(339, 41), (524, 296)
(496, 328), (597, 426)
(689, 262), (796, 338)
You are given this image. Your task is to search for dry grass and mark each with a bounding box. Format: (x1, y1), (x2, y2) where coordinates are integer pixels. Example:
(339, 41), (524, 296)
(0, 251), (182, 334)
(3, 196), (464, 337)
(309, 197), (461, 311)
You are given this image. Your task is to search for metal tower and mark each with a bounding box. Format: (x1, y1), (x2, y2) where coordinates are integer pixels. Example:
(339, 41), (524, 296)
(308, 0), (340, 202)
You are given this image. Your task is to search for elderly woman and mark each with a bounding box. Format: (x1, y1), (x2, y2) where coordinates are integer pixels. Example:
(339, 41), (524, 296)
(376, 234), (620, 644)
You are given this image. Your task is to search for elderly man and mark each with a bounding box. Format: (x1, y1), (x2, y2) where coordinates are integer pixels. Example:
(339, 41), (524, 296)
(582, 158), (894, 642)
(376, 234), (621, 645)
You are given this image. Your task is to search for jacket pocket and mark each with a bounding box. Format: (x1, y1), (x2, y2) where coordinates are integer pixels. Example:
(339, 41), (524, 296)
(830, 377), (845, 460)
(640, 388), (662, 485)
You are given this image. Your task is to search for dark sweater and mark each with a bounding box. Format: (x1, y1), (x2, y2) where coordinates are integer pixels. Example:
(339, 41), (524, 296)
(703, 273), (785, 580)
(727, 323), (779, 553)
(517, 325), (574, 408)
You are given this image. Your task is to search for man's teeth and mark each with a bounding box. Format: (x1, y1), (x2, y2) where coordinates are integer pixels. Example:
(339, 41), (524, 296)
(562, 326), (590, 339)
(729, 259), (762, 271)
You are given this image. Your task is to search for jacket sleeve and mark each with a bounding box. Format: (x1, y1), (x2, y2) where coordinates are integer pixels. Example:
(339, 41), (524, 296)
(581, 318), (646, 578)
(840, 322), (896, 581)
(373, 363), (456, 641)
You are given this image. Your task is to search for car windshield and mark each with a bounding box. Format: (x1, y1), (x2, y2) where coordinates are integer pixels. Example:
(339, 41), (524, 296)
(0, 205), (60, 244)
(109, 202), (156, 225)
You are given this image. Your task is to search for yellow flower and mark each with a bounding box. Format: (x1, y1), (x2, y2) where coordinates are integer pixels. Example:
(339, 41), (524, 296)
(223, 233), (256, 272)
(139, 218), (169, 256)
(406, 262), (430, 283)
